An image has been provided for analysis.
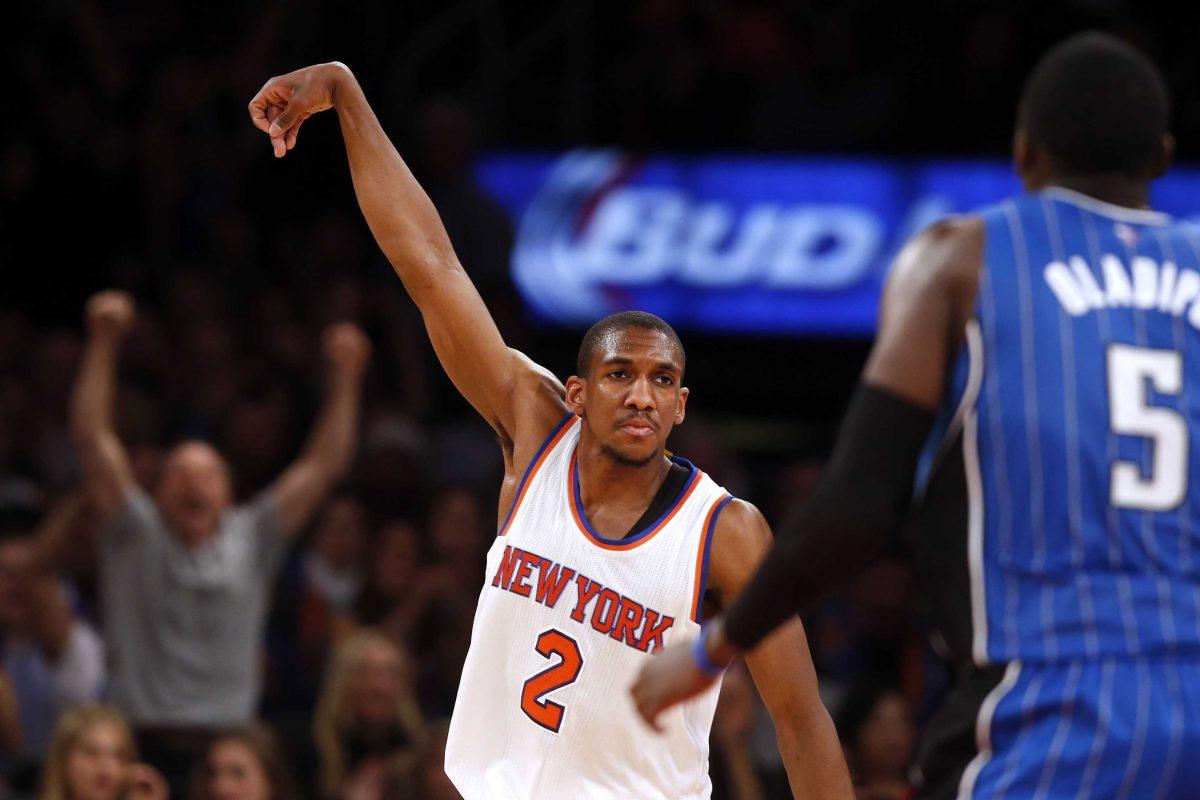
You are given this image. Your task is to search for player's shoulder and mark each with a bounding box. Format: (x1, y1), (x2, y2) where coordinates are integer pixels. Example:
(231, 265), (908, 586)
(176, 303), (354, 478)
(711, 498), (772, 552)
(703, 498), (774, 599)
(500, 348), (571, 451)
(887, 214), (984, 307)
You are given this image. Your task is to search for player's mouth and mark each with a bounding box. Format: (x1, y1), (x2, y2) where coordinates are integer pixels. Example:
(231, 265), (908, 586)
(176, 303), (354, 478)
(619, 421), (656, 438)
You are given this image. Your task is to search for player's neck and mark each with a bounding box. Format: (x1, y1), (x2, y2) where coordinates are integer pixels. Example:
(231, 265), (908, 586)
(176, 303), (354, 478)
(1045, 174), (1152, 210)
(575, 436), (673, 533)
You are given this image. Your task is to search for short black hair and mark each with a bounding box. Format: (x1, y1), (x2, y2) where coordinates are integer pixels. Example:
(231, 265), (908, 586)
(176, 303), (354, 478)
(1018, 31), (1169, 178)
(576, 311), (685, 377)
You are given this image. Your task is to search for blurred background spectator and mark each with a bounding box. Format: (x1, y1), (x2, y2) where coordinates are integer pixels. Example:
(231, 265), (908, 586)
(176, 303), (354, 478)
(0, 494), (105, 788)
(189, 725), (302, 800)
(68, 291), (367, 796)
(39, 704), (167, 800)
(313, 630), (424, 800)
(3, 0), (1195, 797)
(836, 683), (917, 800)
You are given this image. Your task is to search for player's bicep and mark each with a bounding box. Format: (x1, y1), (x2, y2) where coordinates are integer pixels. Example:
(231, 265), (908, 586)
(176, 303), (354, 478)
(707, 502), (826, 718)
(863, 217), (982, 410)
(704, 499), (774, 608)
(416, 266), (518, 423)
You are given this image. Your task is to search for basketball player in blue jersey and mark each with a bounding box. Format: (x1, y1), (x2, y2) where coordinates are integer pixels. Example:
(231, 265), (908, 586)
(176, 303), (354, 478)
(247, 64), (853, 798)
(636, 31), (1200, 799)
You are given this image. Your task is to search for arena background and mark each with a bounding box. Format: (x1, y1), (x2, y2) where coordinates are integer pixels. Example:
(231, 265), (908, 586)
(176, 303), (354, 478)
(2, 2), (1198, 798)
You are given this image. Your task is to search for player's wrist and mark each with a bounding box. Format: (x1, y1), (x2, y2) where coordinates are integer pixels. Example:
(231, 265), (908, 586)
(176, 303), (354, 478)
(693, 617), (739, 676)
(324, 61), (356, 107)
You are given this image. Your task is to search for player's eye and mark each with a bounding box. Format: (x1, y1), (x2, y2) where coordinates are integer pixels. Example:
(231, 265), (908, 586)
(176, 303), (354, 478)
(655, 375), (674, 385)
(608, 370), (628, 379)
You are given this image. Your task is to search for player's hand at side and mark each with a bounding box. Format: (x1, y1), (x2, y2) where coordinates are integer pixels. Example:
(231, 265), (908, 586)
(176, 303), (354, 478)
(631, 638), (721, 732)
(323, 322), (372, 380)
(85, 290), (136, 340)
(248, 62), (352, 158)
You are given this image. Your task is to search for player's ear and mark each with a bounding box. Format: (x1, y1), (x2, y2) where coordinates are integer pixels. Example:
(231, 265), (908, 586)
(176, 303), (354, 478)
(674, 386), (688, 425)
(1013, 129), (1034, 185)
(1155, 133), (1175, 179)
(565, 375), (587, 417)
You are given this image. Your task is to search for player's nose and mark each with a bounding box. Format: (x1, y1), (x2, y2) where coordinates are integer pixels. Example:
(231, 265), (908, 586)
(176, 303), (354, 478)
(625, 376), (656, 410)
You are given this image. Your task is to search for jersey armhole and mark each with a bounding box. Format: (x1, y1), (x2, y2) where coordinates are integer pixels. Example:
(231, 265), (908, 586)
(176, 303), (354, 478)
(690, 494), (734, 623)
(498, 413), (577, 536)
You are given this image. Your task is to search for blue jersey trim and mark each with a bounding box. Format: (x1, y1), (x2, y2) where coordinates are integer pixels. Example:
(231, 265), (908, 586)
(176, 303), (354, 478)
(692, 494), (734, 623)
(497, 412), (576, 535)
(571, 455), (700, 546)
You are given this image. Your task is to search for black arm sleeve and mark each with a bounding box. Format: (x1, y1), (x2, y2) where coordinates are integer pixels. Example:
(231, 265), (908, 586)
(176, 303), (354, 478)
(723, 383), (936, 651)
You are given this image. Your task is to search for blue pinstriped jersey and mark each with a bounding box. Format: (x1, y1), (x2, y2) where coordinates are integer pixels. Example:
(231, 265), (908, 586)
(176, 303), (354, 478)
(931, 186), (1200, 664)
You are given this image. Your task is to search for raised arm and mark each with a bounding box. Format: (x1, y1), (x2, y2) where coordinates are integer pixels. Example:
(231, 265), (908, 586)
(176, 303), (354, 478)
(70, 291), (137, 520)
(631, 217), (982, 725)
(25, 493), (88, 661)
(270, 323), (369, 536)
(248, 64), (566, 450)
(634, 500), (854, 799)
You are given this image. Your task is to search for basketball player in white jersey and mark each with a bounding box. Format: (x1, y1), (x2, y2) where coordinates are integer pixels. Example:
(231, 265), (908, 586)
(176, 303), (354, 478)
(248, 62), (852, 800)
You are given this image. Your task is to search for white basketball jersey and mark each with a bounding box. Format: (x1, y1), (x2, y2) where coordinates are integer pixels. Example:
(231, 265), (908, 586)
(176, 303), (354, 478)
(445, 414), (733, 799)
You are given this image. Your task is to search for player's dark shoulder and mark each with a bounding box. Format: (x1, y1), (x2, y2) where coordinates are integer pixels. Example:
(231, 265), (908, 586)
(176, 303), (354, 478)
(885, 215), (984, 334)
(891, 216), (983, 296)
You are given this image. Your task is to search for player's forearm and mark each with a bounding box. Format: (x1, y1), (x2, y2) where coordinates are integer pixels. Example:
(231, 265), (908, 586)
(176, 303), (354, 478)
(331, 67), (463, 302)
(722, 385), (934, 651)
(70, 335), (121, 448)
(775, 707), (854, 800)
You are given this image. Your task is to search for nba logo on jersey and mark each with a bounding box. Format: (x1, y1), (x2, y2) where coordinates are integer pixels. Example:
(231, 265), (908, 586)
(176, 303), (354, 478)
(445, 414), (734, 799)
(1114, 221), (1139, 247)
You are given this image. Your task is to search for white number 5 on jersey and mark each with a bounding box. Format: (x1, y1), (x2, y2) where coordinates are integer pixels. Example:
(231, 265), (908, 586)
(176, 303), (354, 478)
(1107, 344), (1188, 511)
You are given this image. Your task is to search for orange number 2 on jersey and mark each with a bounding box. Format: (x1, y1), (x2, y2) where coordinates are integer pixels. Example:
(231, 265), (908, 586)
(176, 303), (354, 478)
(520, 629), (584, 733)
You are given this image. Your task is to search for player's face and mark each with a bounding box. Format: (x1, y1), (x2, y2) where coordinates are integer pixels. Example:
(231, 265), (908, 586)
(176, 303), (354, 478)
(155, 441), (233, 547)
(568, 329), (688, 467)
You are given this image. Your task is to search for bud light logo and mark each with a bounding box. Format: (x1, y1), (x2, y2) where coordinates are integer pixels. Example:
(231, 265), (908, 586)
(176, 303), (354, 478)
(475, 150), (1200, 335)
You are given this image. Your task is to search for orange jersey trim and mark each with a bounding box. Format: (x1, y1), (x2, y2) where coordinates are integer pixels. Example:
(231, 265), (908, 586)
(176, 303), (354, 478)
(567, 450), (704, 551)
(691, 494), (733, 622)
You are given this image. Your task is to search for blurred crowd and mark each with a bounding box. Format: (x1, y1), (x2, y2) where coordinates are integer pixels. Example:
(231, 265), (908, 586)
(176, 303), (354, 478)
(0, 270), (931, 800)
(8, 1), (1186, 798)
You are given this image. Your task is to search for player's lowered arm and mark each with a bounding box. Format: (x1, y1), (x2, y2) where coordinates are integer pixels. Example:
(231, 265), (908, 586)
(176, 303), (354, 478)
(249, 63), (522, 436)
(705, 500), (854, 799)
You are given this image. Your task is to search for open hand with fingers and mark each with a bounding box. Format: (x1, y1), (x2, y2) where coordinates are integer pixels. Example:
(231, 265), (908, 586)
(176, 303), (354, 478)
(248, 62), (354, 157)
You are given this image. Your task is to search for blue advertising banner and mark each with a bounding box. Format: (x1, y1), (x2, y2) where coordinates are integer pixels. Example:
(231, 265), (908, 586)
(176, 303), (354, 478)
(476, 151), (1200, 336)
